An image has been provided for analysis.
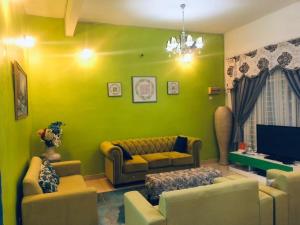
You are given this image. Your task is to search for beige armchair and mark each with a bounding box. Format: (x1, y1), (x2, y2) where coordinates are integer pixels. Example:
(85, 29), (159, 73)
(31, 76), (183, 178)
(259, 169), (300, 225)
(124, 178), (273, 225)
(22, 157), (98, 225)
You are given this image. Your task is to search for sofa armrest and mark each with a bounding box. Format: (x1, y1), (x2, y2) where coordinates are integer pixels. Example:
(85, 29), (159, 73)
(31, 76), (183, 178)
(267, 169), (288, 180)
(213, 177), (231, 184)
(22, 187), (98, 225)
(259, 184), (288, 225)
(51, 160), (81, 177)
(258, 191), (273, 225)
(187, 137), (201, 167)
(100, 141), (123, 160)
(124, 191), (166, 225)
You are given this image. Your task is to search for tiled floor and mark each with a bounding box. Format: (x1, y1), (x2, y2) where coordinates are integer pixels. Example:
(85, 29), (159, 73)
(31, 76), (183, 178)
(85, 162), (237, 193)
(85, 177), (115, 193)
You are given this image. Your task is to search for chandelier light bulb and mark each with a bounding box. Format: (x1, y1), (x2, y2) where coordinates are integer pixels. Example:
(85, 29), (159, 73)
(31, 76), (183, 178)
(186, 35), (194, 47)
(80, 48), (94, 60)
(180, 53), (193, 64)
(196, 37), (204, 49)
(165, 4), (204, 63)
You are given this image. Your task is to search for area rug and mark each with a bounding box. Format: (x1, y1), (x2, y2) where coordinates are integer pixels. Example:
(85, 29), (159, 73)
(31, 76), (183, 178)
(97, 185), (146, 225)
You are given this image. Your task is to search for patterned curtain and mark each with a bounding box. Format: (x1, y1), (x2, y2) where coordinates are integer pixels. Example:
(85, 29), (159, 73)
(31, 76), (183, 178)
(227, 37), (300, 149)
(225, 38), (300, 90)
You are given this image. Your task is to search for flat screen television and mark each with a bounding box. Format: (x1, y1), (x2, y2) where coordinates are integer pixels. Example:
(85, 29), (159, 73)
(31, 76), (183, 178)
(257, 124), (300, 164)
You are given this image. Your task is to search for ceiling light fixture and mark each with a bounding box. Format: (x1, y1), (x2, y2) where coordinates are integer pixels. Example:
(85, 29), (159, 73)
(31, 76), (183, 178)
(166, 4), (204, 63)
(79, 48), (94, 60)
(15, 36), (36, 48)
(2, 35), (36, 48)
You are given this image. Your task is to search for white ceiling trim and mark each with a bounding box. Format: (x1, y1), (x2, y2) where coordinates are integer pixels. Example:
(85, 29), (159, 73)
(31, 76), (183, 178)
(23, 0), (300, 35)
(65, 0), (84, 36)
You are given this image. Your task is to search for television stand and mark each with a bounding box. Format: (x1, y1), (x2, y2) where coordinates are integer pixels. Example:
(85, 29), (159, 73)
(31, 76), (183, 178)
(264, 155), (294, 165)
(229, 151), (294, 173)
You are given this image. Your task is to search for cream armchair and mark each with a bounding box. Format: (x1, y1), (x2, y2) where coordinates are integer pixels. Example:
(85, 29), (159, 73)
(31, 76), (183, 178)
(124, 178), (273, 225)
(258, 169), (300, 225)
(22, 157), (98, 225)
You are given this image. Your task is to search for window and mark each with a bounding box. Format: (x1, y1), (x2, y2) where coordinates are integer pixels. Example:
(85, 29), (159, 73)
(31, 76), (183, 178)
(244, 69), (300, 148)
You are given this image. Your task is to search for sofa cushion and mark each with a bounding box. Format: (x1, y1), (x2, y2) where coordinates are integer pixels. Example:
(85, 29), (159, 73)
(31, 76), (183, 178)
(58, 175), (87, 192)
(114, 144), (133, 160)
(162, 152), (193, 166)
(123, 155), (148, 173)
(39, 164), (58, 193)
(43, 160), (60, 184)
(141, 153), (171, 169)
(173, 136), (188, 153)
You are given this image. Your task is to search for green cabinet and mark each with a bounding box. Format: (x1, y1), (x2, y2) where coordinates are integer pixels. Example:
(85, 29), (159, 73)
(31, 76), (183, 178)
(229, 152), (293, 172)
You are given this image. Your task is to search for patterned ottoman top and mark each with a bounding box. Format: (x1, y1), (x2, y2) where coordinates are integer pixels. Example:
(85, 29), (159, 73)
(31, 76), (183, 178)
(145, 167), (222, 202)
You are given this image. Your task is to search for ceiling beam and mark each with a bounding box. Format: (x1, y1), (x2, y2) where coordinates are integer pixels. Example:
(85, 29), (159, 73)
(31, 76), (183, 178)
(65, 0), (84, 37)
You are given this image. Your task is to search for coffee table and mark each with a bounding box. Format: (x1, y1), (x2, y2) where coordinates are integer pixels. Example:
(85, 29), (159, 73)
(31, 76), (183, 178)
(145, 167), (222, 203)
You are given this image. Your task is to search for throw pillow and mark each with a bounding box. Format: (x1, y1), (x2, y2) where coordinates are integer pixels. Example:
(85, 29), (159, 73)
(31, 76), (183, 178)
(114, 144), (133, 160)
(39, 164), (58, 193)
(43, 160), (60, 185)
(173, 136), (188, 153)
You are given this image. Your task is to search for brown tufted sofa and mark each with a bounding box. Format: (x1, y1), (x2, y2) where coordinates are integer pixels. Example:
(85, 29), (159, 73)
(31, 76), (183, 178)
(100, 136), (201, 185)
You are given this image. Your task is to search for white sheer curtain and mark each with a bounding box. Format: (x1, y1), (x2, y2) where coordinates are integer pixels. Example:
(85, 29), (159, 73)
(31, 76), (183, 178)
(244, 69), (300, 148)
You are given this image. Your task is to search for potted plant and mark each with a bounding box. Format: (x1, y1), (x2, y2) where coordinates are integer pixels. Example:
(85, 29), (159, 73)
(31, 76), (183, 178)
(37, 121), (64, 162)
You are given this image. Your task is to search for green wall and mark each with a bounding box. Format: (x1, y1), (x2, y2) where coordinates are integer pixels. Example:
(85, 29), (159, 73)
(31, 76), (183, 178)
(0, 9), (224, 224)
(27, 16), (225, 175)
(0, 2), (32, 225)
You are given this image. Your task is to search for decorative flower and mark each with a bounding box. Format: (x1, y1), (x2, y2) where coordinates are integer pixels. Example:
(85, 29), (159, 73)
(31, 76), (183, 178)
(44, 129), (54, 141)
(239, 63), (250, 74)
(257, 58), (269, 70)
(37, 121), (65, 148)
(277, 52), (293, 67)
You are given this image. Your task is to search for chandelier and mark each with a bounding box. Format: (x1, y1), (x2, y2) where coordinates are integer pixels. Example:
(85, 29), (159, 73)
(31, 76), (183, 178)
(166, 4), (204, 63)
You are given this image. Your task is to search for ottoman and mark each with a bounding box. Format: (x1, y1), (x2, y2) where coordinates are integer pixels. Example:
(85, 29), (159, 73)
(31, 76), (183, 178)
(145, 167), (222, 203)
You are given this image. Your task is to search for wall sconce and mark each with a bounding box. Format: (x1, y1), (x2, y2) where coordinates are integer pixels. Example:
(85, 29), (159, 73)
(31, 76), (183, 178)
(2, 35), (36, 48)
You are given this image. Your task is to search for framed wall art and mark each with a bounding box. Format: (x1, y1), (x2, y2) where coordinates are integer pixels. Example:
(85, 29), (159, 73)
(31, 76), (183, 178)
(167, 81), (179, 95)
(12, 61), (28, 120)
(132, 76), (157, 103)
(107, 82), (122, 97)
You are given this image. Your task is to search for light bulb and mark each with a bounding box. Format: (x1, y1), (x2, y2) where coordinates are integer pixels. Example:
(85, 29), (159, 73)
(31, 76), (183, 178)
(79, 48), (94, 60)
(186, 35), (194, 47)
(2, 36), (36, 48)
(180, 53), (193, 64)
(171, 37), (178, 48)
(166, 40), (173, 52)
(196, 37), (204, 49)
(15, 36), (36, 48)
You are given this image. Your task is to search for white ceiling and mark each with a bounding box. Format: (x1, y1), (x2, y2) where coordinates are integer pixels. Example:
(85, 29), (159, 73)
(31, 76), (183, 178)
(24, 0), (299, 33)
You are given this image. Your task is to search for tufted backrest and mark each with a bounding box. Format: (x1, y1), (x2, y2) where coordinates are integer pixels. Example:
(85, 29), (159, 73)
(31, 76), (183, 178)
(112, 136), (176, 155)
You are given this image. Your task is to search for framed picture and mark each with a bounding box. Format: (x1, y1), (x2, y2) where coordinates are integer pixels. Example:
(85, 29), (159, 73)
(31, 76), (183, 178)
(132, 76), (157, 103)
(107, 82), (122, 97)
(12, 61), (28, 120)
(167, 81), (179, 95)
